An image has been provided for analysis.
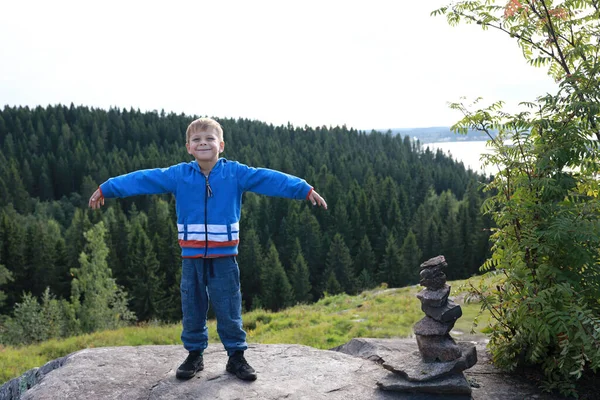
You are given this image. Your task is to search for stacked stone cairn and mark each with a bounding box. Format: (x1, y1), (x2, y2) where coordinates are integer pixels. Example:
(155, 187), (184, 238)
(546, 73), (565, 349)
(415, 255), (464, 362)
(372, 255), (477, 396)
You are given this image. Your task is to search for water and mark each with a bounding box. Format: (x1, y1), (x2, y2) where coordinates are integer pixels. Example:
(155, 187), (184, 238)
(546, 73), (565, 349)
(425, 141), (496, 175)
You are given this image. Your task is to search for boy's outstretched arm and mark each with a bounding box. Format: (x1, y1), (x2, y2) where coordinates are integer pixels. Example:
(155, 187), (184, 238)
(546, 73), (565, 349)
(89, 188), (105, 210)
(307, 188), (327, 209)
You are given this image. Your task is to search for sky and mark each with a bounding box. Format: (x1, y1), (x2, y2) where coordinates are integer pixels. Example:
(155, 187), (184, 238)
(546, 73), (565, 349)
(0, 0), (558, 130)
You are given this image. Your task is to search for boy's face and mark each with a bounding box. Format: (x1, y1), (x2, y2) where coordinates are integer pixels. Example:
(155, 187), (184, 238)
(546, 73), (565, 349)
(186, 128), (224, 163)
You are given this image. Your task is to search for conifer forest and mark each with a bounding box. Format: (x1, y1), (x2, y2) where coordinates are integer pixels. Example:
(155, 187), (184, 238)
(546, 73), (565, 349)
(0, 104), (492, 344)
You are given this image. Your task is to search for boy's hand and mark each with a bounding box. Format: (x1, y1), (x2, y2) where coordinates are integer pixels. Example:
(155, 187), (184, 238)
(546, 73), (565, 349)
(88, 188), (105, 210)
(308, 189), (327, 209)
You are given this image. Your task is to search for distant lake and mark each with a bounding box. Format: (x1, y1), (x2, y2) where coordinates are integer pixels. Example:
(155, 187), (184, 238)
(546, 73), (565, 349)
(425, 141), (496, 175)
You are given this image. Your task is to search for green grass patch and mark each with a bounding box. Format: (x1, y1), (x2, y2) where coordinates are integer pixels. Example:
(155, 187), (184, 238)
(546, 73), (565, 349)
(0, 278), (493, 385)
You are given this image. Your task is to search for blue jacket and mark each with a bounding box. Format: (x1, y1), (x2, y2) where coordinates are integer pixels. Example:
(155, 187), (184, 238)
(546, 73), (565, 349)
(99, 158), (313, 258)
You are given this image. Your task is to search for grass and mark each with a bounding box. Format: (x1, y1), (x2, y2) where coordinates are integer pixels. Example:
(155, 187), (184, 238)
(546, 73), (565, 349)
(0, 277), (494, 385)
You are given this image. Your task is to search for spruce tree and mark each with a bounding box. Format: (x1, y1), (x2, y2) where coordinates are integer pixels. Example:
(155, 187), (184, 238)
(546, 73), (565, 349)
(378, 232), (403, 287)
(353, 235), (375, 282)
(324, 271), (342, 295)
(71, 222), (135, 333)
(237, 228), (263, 310)
(126, 218), (165, 321)
(260, 242), (293, 311)
(65, 208), (92, 273)
(325, 233), (355, 294)
(0, 264), (12, 311)
(288, 239), (312, 304)
(400, 230), (421, 286)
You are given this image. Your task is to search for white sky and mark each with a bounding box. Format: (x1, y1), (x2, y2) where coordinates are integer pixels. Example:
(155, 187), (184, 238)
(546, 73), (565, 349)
(0, 0), (558, 130)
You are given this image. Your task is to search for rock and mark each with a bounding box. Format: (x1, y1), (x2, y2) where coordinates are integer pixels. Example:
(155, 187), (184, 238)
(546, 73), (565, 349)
(417, 285), (451, 307)
(333, 338), (567, 400)
(0, 356), (69, 400)
(384, 342), (476, 381)
(378, 372), (472, 396)
(419, 267), (445, 282)
(419, 256), (448, 270)
(2, 338), (569, 400)
(415, 334), (462, 362)
(413, 316), (455, 336)
(419, 271), (447, 290)
(8, 344), (402, 400)
(334, 339), (476, 383)
(421, 300), (462, 323)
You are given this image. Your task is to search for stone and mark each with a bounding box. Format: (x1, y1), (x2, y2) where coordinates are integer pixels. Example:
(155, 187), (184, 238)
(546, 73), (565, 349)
(334, 339), (477, 383)
(333, 338), (568, 400)
(7, 344), (401, 400)
(416, 334), (462, 362)
(378, 372), (472, 396)
(417, 285), (451, 307)
(420, 256), (447, 270)
(414, 316), (455, 336)
(0, 356), (68, 400)
(382, 342), (476, 381)
(419, 267), (445, 281)
(422, 300), (462, 323)
(4, 338), (569, 400)
(420, 271), (447, 290)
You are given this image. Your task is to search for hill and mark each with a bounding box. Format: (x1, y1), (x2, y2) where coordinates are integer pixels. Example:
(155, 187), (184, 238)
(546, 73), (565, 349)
(375, 126), (497, 143)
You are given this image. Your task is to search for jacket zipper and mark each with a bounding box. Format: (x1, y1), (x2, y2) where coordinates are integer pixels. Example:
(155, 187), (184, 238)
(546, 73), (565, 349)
(203, 172), (213, 257)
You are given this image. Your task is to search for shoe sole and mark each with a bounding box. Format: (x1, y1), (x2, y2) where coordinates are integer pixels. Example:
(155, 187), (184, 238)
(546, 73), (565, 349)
(176, 366), (204, 380)
(226, 366), (257, 381)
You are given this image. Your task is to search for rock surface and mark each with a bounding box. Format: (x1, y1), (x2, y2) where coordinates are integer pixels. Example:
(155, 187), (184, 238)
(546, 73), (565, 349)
(413, 316), (455, 336)
(416, 285), (450, 307)
(1, 338), (573, 400)
(415, 335), (463, 363)
(334, 339), (476, 382)
(4, 344), (400, 400)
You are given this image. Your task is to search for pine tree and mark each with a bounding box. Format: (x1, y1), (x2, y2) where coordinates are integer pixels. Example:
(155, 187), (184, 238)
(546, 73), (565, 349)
(378, 232), (403, 287)
(0, 206), (27, 307)
(71, 222), (135, 333)
(0, 263), (13, 311)
(65, 209), (92, 273)
(102, 205), (129, 287)
(297, 208), (323, 297)
(237, 228), (263, 310)
(324, 271), (342, 295)
(260, 241), (293, 311)
(325, 234), (355, 294)
(400, 230), (421, 286)
(288, 240), (312, 304)
(148, 198), (181, 321)
(353, 235), (375, 285)
(126, 217), (165, 321)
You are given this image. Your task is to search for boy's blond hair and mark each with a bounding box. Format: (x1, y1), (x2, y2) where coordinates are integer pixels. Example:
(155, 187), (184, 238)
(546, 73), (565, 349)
(186, 118), (224, 143)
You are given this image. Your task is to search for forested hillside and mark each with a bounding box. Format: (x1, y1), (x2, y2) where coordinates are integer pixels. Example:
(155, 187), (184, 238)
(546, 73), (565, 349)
(0, 104), (491, 343)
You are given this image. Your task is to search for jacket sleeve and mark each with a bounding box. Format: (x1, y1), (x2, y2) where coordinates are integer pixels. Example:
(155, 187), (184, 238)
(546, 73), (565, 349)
(236, 162), (312, 200)
(99, 166), (178, 198)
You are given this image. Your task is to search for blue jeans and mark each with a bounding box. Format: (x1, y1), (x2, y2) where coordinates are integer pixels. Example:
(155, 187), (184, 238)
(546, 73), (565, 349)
(180, 256), (247, 356)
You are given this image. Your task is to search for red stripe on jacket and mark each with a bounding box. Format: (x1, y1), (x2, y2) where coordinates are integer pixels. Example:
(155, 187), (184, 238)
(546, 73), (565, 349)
(178, 239), (240, 248)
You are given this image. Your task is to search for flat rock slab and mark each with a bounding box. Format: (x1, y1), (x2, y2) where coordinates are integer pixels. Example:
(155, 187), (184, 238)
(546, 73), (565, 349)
(3, 338), (574, 400)
(416, 285), (450, 307)
(415, 334), (462, 362)
(332, 338), (570, 400)
(334, 338), (476, 382)
(414, 316), (455, 336)
(15, 344), (404, 400)
(378, 372), (471, 396)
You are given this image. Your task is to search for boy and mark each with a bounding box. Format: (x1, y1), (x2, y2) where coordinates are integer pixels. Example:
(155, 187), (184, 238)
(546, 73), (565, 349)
(88, 117), (327, 381)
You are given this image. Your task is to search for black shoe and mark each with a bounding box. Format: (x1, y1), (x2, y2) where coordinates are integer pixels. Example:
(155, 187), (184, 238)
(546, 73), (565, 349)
(176, 351), (204, 379)
(226, 351), (257, 381)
